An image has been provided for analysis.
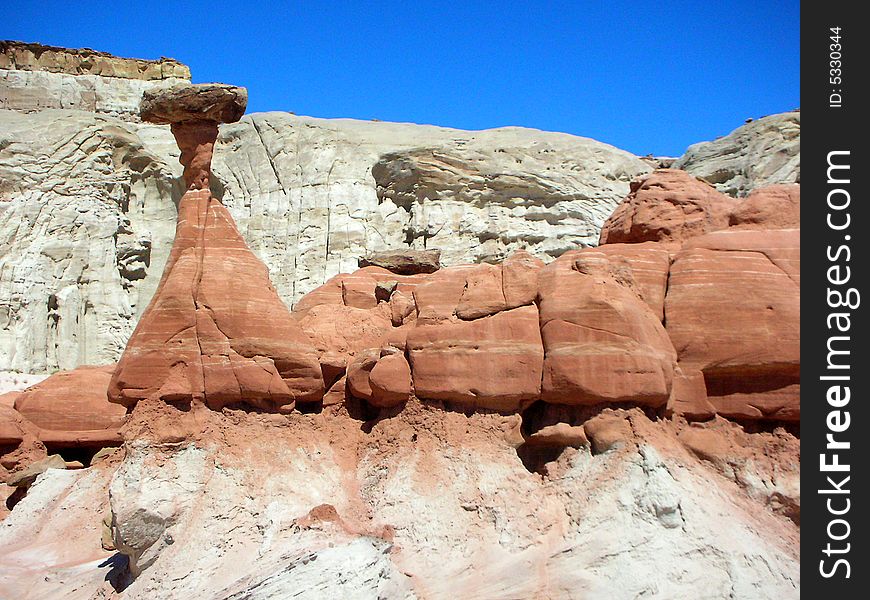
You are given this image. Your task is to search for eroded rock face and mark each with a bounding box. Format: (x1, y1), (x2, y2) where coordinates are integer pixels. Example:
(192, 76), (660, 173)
(596, 171), (800, 422)
(538, 251), (676, 407)
(75, 406), (797, 598)
(1, 41), (190, 118)
(664, 229), (800, 421)
(214, 114), (650, 306)
(673, 110), (800, 197)
(108, 189), (323, 412)
(0, 41), (190, 79)
(408, 305), (544, 411)
(0, 110), (181, 373)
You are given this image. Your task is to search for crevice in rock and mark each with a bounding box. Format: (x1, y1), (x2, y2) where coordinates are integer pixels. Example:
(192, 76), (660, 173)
(5, 486), (27, 511)
(296, 399), (323, 415)
(516, 444), (569, 475)
(728, 418), (800, 439)
(344, 395), (381, 429)
(42, 444), (107, 467)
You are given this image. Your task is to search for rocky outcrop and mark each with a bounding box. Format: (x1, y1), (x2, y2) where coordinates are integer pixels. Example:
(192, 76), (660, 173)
(664, 229), (800, 421)
(293, 180), (799, 424)
(1, 41), (190, 118)
(0, 71), (801, 599)
(729, 183), (801, 229)
(596, 170), (800, 422)
(538, 250), (676, 407)
(599, 169), (733, 245)
(109, 188), (324, 411)
(0, 41), (189, 79)
(673, 110), (800, 197)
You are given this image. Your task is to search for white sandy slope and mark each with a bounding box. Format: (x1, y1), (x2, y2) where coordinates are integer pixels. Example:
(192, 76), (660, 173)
(0, 405), (799, 600)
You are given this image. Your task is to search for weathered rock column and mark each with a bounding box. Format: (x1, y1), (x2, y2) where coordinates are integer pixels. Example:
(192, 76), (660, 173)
(109, 84), (324, 413)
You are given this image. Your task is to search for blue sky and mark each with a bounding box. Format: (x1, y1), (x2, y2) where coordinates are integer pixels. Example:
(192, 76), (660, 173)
(4, 1), (799, 156)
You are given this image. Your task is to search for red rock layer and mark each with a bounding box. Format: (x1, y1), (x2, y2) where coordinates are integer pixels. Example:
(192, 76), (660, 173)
(293, 172), (799, 424)
(538, 251), (676, 407)
(596, 169), (800, 422)
(108, 190), (323, 412)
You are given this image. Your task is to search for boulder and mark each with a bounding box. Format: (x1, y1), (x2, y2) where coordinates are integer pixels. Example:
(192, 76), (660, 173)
(359, 249), (441, 275)
(729, 184), (800, 229)
(368, 353), (413, 408)
(139, 83), (247, 125)
(584, 411), (634, 454)
(6, 453), (66, 488)
(13, 365), (126, 446)
(346, 349), (380, 401)
(599, 169), (733, 245)
(538, 250), (676, 407)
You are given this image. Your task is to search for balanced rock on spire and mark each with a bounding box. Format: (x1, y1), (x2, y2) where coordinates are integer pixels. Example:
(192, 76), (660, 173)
(140, 82), (247, 190)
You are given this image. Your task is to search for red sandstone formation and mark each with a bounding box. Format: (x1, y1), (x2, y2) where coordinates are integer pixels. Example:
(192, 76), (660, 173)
(295, 168), (799, 426)
(13, 365), (125, 446)
(599, 169), (733, 245)
(108, 189), (324, 412)
(664, 229), (800, 420)
(596, 169), (800, 423)
(3, 163), (800, 489)
(538, 250), (676, 407)
(729, 184), (800, 229)
(108, 83), (322, 413)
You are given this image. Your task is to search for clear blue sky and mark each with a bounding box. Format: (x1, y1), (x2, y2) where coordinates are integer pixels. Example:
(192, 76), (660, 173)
(4, 0), (799, 157)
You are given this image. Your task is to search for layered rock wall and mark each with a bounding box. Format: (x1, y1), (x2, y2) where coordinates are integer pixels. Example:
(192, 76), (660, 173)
(1, 41), (190, 118)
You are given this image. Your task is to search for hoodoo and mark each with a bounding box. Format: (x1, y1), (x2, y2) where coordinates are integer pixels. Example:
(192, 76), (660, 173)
(108, 83), (323, 412)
